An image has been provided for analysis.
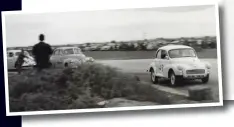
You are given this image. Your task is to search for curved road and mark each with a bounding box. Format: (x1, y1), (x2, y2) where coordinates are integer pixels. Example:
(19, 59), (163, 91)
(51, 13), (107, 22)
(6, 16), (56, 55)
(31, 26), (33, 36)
(97, 59), (221, 101)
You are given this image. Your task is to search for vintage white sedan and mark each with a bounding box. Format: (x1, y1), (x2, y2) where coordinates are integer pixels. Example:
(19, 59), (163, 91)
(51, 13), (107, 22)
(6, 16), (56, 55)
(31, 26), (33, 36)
(7, 50), (36, 70)
(147, 45), (211, 86)
(50, 47), (94, 68)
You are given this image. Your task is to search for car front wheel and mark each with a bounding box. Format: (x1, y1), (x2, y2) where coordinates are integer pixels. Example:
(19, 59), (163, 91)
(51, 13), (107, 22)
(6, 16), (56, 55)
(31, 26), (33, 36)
(201, 74), (209, 83)
(150, 70), (158, 84)
(169, 71), (181, 86)
(64, 63), (68, 68)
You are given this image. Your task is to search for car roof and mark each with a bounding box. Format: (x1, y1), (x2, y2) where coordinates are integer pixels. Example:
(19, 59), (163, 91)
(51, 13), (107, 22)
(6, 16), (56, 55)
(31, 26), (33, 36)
(158, 44), (193, 51)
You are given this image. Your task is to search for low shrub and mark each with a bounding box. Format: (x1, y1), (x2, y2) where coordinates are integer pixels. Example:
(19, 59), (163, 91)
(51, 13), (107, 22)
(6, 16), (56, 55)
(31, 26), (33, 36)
(8, 63), (185, 112)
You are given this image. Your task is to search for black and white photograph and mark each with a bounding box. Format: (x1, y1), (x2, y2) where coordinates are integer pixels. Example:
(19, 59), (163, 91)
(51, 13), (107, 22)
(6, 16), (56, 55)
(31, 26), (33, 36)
(2, 4), (222, 116)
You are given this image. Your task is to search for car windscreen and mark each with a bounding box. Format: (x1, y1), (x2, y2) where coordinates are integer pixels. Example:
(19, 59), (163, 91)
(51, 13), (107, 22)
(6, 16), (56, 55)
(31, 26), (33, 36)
(63, 48), (74, 55)
(168, 48), (196, 58)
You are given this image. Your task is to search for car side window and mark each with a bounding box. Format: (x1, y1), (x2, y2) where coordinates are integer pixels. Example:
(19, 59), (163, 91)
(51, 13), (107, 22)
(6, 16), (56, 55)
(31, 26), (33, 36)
(161, 50), (168, 59)
(54, 49), (60, 55)
(65, 48), (75, 55)
(60, 49), (64, 55)
(156, 50), (161, 59)
(74, 48), (81, 54)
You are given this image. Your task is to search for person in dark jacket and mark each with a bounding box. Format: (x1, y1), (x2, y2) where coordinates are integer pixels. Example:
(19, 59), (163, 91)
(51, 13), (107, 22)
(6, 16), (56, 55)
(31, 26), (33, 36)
(32, 34), (53, 71)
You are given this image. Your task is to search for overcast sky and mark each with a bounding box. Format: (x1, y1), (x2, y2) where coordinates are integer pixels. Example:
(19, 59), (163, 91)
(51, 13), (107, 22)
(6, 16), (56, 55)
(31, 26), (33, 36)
(4, 5), (217, 47)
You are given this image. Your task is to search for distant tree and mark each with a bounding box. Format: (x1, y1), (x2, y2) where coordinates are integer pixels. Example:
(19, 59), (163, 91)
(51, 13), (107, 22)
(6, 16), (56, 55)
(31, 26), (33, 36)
(183, 40), (190, 46)
(209, 41), (217, 48)
(180, 37), (185, 40)
(204, 36), (210, 39)
(114, 44), (118, 50)
(110, 40), (116, 43)
(138, 43), (146, 50)
(109, 46), (114, 51)
(128, 43), (135, 51)
(119, 43), (129, 51)
(86, 43), (91, 47)
(79, 45), (85, 51)
(143, 39), (148, 42)
(158, 37), (164, 40)
(201, 41), (209, 49)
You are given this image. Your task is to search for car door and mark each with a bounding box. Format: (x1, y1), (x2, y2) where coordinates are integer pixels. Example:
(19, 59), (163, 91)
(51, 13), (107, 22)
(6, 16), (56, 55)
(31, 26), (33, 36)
(57, 49), (66, 67)
(51, 49), (62, 68)
(159, 50), (170, 77)
(154, 50), (162, 77)
(74, 48), (85, 62)
(60, 49), (70, 66)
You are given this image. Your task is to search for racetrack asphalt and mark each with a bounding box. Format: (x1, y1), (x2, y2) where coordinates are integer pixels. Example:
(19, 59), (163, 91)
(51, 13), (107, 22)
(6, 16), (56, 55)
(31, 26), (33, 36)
(96, 59), (220, 101)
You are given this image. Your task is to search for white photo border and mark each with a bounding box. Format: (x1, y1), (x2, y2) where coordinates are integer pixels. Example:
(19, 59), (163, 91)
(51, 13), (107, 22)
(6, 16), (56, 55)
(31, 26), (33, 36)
(1, 3), (223, 116)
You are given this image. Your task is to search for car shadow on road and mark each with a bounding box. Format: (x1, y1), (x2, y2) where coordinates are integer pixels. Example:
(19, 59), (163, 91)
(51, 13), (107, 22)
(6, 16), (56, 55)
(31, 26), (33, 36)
(131, 72), (206, 88)
(155, 79), (205, 88)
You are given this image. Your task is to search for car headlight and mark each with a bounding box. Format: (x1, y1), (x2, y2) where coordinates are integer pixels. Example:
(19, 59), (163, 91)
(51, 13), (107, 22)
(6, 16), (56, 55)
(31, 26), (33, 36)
(177, 65), (183, 70)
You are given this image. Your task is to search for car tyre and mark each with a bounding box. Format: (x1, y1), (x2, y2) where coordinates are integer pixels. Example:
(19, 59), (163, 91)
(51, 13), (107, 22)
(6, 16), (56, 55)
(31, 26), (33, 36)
(169, 71), (181, 86)
(150, 69), (158, 84)
(64, 63), (68, 68)
(201, 74), (209, 83)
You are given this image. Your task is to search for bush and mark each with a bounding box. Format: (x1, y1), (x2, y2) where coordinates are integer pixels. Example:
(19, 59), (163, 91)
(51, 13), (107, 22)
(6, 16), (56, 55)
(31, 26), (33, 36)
(8, 63), (185, 112)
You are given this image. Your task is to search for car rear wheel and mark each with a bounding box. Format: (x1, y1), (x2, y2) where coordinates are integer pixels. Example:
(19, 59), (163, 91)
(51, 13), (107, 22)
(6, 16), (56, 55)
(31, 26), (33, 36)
(150, 69), (158, 84)
(64, 63), (68, 68)
(169, 71), (181, 86)
(201, 74), (209, 83)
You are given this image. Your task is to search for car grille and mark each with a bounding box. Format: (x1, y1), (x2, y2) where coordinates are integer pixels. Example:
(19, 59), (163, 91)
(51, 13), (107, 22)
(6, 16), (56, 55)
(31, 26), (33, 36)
(186, 69), (205, 74)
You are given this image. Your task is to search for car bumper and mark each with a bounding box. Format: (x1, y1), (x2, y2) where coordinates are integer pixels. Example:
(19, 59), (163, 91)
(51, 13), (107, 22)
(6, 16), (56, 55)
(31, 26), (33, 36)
(183, 74), (208, 79)
(177, 69), (210, 79)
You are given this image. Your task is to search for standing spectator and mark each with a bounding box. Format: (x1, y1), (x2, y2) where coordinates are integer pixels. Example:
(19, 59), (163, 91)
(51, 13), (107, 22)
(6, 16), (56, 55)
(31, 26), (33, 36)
(15, 49), (28, 74)
(32, 34), (53, 71)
